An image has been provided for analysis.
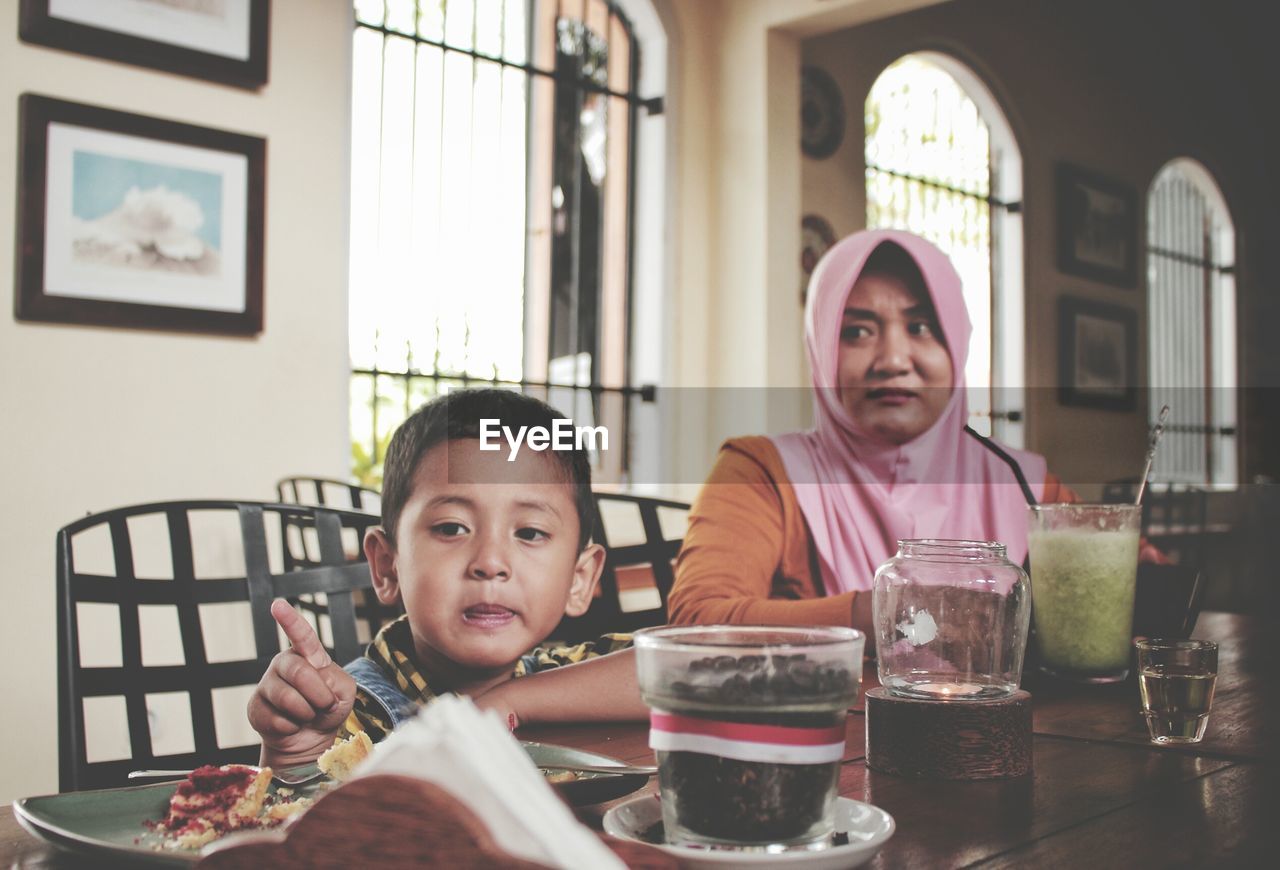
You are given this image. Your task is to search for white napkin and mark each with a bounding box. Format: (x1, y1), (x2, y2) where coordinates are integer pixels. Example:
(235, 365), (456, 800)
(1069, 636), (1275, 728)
(352, 696), (626, 869)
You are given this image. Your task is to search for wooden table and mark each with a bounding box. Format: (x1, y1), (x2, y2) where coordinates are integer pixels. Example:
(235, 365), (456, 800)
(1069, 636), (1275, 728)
(4, 612), (1272, 867)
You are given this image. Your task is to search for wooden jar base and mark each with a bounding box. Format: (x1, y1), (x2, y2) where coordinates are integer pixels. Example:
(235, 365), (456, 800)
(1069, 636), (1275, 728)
(864, 687), (1032, 780)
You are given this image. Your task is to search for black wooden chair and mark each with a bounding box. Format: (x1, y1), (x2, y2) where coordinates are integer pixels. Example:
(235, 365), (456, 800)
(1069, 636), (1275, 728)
(273, 478), (403, 644)
(276, 476), (382, 514)
(56, 500), (380, 791)
(1101, 481), (1209, 638)
(1103, 479), (1209, 575)
(1142, 485), (1209, 574)
(551, 493), (690, 643)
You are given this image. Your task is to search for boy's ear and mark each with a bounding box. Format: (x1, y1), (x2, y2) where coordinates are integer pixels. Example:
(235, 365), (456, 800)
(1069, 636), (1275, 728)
(563, 542), (605, 618)
(363, 527), (402, 606)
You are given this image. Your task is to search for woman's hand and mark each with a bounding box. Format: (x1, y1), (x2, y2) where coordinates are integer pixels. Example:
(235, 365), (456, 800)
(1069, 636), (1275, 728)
(246, 599), (357, 767)
(1139, 539), (1172, 565)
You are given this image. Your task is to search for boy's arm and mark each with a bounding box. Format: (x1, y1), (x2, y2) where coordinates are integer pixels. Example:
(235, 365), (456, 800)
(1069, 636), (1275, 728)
(474, 648), (647, 729)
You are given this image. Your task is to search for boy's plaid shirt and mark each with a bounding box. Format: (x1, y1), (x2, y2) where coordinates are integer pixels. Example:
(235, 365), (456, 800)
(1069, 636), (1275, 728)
(340, 614), (632, 741)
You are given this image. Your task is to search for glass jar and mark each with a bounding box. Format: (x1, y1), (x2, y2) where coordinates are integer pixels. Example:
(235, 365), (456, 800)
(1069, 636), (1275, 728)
(872, 539), (1031, 700)
(633, 625), (863, 851)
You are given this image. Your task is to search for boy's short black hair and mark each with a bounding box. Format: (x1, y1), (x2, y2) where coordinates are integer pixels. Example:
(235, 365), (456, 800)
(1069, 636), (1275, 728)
(380, 388), (595, 551)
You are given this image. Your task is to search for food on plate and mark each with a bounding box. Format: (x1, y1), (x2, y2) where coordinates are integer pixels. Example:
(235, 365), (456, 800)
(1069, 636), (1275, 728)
(541, 769), (579, 784)
(160, 764), (271, 848)
(152, 764), (312, 851)
(317, 731), (374, 782)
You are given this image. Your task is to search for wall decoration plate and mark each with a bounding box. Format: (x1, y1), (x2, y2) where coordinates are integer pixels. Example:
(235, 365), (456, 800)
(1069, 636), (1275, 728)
(801, 214), (837, 304)
(801, 66), (844, 159)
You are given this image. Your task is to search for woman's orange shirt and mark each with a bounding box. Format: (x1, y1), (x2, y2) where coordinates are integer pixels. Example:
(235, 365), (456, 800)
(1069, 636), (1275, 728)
(668, 436), (1078, 628)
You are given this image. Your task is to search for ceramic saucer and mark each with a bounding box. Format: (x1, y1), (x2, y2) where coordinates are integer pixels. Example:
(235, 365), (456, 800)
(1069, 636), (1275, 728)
(602, 794), (894, 869)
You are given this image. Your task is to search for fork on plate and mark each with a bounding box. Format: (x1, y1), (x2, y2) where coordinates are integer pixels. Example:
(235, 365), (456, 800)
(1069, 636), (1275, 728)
(126, 765), (326, 787)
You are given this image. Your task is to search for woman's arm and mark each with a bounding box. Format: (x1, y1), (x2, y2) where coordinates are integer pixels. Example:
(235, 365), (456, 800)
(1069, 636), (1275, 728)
(473, 649), (646, 728)
(667, 440), (861, 629)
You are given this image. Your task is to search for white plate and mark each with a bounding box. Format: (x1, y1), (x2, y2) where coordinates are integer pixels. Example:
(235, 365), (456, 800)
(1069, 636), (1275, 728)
(602, 794), (894, 869)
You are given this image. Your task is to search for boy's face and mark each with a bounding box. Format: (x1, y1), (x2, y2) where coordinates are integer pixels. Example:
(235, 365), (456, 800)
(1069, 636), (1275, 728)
(365, 438), (602, 683)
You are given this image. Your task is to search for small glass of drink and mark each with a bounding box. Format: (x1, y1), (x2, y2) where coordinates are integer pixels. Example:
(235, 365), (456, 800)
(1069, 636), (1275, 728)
(1135, 638), (1218, 744)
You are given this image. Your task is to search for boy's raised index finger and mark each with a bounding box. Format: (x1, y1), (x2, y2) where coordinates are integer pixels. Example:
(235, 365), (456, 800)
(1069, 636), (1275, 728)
(270, 598), (331, 669)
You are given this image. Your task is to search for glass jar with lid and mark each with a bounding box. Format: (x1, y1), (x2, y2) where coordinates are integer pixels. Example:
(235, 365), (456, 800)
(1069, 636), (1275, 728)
(872, 539), (1031, 700)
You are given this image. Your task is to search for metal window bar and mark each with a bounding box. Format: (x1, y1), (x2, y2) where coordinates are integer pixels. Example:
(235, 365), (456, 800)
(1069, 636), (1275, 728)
(349, 366), (654, 472)
(357, 7), (662, 114)
(864, 59), (1010, 439)
(351, 1), (650, 485)
(865, 161), (1021, 213)
(1147, 168), (1236, 485)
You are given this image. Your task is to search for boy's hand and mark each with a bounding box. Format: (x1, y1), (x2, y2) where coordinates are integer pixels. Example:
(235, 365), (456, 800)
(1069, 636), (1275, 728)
(246, 599), (357, 767)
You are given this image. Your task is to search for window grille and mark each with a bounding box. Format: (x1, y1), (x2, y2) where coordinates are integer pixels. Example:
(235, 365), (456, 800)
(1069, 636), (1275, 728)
(348, 0), (651, 487)
(1146, 160), (1237, 487)
(864, 54), (1024, 443)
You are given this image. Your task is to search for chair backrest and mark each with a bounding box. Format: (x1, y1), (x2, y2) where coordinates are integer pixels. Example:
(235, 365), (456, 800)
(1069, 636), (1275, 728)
(1101, 479), (1139, 505)
(1143, 484), (1209, 573)
(273, 491), (403, 645)
(276, 476), (382, 514)
(551, 493), (690, 643)
(1101, 479), (1209, 574)
(56, 500), (380, 791)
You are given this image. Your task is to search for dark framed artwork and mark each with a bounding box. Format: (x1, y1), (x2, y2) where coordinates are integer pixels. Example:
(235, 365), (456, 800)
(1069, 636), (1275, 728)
(801, 66), (844, 159)
(15, 94), (266, 335)
(1056, 163), (1138, 287)
(1058, 296), (1137, 411)
(19, 0), (270, 90)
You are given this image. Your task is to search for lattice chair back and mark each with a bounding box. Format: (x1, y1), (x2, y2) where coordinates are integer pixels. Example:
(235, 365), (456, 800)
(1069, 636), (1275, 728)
(276, 477), (382, 514)
(272, 488), (402, 646)
(56, 500), (379, 792)
(551, 493), (690, 643)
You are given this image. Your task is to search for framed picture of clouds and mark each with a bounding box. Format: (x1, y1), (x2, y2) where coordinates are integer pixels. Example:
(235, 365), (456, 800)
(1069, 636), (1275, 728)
(1058, 296), (1137, 412)
(15, 94), (265, 335)
(19, 0), (269, 90)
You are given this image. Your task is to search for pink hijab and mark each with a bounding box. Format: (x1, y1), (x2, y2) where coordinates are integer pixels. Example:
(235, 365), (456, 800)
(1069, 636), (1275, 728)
(772, 229), (1046, 594)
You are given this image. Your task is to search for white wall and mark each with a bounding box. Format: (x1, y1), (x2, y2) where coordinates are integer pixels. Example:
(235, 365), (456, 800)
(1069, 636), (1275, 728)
(0, 0), (354, 801)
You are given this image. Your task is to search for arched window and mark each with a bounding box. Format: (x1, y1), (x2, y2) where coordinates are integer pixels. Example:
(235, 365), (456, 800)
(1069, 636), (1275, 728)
(865, 53), (1024, 445)
(347, 0), (662, 485)
(1146, 159), (1237, 486)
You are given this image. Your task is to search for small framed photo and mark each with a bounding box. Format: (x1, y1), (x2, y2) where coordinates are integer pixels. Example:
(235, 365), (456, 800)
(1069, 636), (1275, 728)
(1058, 297), (1137, 411)
(15, 94), (266, 335)
(19, 0), (270, 90)
(1056, 163), (1138, 287)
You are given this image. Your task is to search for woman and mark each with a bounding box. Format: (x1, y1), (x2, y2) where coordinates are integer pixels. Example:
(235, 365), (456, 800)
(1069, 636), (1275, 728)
(668, 229), (1088, 634)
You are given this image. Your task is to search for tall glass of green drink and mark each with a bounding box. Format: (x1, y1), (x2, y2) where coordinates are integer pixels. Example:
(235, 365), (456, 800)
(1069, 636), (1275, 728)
(1027, 504), (1141, 683)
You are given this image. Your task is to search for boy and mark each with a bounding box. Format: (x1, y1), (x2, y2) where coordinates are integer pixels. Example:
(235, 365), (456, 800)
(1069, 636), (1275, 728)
(247, 389), (646, 769)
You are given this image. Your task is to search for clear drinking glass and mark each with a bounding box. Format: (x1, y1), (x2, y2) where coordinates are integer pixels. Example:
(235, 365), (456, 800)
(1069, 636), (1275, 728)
(633, 625), (863, 852)
(872, 539), (1031, 700)
(1135, 638), (1218, 744)
(1027, 504), (1141, 682)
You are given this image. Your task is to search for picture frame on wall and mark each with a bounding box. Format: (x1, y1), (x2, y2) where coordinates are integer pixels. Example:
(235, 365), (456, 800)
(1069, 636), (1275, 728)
(15, 94), (266, 336)
(1056, 163), (1137, 287)
(1058, 296), (1137, 411)
(19, 0), (270, 90)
